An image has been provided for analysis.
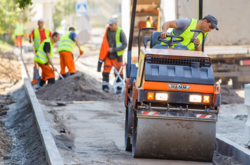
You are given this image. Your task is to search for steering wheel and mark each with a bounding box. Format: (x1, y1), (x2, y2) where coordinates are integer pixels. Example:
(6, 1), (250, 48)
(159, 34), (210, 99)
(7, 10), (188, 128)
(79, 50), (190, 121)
(158, 35), (184, 48)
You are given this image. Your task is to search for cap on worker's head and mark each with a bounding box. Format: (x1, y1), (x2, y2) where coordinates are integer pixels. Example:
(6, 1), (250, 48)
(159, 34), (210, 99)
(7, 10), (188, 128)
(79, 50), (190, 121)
(107, 18), (117, 25)
(203, 14), (219, 30)
(38, 19), (44, 23)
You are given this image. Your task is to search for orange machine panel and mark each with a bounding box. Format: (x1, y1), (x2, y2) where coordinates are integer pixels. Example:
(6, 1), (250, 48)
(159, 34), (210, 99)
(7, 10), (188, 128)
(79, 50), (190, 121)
(143, 81), (214, 94)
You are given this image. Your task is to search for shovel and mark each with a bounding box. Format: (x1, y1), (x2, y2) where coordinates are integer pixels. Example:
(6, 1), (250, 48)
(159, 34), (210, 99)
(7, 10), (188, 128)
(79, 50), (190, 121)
(56, 101), (94, 106)
(74, 54), (81, 63)
(56, 71), (64, 80)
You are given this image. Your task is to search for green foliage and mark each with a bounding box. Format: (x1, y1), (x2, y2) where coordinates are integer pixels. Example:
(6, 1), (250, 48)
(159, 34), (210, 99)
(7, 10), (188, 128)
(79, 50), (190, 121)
(0, 0), (33, 44)
(53, 0), (76, 29)
(0, 39), (12, 51)
(16, 0), (33, 9)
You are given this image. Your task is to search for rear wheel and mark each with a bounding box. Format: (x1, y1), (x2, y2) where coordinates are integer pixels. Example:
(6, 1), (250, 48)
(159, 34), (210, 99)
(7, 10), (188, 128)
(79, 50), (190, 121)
(125, 101), (132, 151)
(132, 111), (138, 157)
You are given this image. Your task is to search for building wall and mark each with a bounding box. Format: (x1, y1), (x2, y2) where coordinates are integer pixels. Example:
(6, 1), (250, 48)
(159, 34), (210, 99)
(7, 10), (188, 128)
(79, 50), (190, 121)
(87, 0), (122, 27)
(26, 0), (56, 32)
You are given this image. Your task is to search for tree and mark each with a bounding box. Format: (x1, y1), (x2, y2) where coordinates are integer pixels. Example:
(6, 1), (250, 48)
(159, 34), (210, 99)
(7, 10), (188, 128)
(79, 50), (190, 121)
(16, 0), (33, 9)
(53, 0), (76, 29)
(0, 0), (33, 44)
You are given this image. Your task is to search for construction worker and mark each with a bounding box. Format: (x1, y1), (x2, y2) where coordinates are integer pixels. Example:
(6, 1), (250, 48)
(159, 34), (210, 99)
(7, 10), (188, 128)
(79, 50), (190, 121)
(14, 19), (24, 48)
(34, 32), (60, 89)
(160, 14), (219, 51)
(146, 16), (153, 27)
(58, 27), (84, 78)
(29, 19), (52, 85)
(97, 18), (127, 93)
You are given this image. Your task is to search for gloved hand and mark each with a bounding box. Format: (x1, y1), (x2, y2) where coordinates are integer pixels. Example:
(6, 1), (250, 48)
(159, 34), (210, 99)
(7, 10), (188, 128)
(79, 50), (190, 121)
(80, 50), (84, 55)
(97, 59), (103, 72)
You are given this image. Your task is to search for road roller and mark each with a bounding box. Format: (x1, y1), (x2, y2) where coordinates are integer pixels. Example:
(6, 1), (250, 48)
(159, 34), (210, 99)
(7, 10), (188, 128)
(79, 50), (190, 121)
(124, 0), (221, 162)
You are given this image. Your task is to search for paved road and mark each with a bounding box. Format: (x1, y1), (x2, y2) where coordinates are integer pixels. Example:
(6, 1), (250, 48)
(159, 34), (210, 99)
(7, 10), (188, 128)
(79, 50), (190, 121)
(21, 45), (214, 164)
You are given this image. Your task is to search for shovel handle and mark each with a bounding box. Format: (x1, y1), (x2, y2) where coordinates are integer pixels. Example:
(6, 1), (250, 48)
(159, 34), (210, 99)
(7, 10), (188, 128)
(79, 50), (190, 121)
(57, 71), (64, 80)
(71, 101), (94, 104)
(74, 55), (81, 63)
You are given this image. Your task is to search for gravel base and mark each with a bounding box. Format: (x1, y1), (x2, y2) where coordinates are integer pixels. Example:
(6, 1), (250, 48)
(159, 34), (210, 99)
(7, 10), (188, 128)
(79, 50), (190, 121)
(3, 86), (47, 165)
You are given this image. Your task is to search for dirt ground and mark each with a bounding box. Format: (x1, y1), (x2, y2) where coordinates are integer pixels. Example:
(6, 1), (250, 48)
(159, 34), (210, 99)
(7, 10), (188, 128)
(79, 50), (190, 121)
(36, 71), (124, 102)
(0, 49), (47, 164)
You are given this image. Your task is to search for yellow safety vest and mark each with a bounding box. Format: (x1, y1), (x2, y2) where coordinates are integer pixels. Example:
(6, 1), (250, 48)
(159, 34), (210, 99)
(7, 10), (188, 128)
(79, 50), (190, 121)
(146, 21), (152, 27)
(33, 28), (50, 51)
(162, 18), (207, 51)
(115, 26), (125, 56)
(34, 38), (54, 64)
(14, 23), (24, 36)
(58, 31), (76, 53)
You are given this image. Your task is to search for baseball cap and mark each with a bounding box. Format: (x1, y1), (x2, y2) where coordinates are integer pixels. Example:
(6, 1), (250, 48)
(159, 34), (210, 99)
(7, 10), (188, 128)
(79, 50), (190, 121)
(38, 19), (44, 23)
(203, 14), (219, 30)
(107, 18), (117, 25)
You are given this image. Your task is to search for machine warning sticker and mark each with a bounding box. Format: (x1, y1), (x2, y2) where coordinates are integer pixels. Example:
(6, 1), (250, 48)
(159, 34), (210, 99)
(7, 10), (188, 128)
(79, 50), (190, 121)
(196, 114), (213, 119)
(168, 84), (191, 91)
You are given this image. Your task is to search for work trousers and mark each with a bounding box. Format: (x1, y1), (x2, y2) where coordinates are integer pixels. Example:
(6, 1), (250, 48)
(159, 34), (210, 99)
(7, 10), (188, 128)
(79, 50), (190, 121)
(15, 35), (22, 47)
(59, 51), (76, 76)
(102, 57), (123, 88)
(38, 63), (55, 86)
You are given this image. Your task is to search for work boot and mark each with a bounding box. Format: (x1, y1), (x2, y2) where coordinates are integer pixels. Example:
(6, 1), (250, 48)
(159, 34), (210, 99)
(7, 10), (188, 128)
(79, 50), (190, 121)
(59, 74), (67, 80)
(102, 85), (110, 93)
(35, 85), (42, 90)
(116, 87), (122, 94)
(102, 72), (110, 93)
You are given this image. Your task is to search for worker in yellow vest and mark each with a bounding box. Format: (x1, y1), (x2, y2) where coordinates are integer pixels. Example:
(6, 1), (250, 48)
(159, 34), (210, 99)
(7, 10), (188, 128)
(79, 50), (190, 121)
(160, 14), (219, 51)
(14, 19), (24, 48)
(97, 18), (127, 93)
(58, 27), (84, 78)
(34, 32), (60, 89)
(146, 16), (153, 27)
(29, 19), (52, 85)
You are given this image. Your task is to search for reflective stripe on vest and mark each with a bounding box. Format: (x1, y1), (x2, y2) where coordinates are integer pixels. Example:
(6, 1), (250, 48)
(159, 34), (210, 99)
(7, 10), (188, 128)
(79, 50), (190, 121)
(58, 31), (75, 53)
(116, 27), (125, 56)
(146, 21), (152, 27)
(14, 23), (24, 35)
(161, 18), (207, 51)
(34, 28), (50, 51)
(34, 38), (54, 64)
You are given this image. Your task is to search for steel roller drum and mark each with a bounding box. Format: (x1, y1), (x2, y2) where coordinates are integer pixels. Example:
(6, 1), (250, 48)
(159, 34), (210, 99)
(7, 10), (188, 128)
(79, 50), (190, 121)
(132, 117), (216, 162)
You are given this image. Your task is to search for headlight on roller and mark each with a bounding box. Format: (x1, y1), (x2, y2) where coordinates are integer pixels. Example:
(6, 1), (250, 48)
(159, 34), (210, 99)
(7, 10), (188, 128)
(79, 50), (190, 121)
(155, 93), (168, 101)
(189, 95), (202, 103)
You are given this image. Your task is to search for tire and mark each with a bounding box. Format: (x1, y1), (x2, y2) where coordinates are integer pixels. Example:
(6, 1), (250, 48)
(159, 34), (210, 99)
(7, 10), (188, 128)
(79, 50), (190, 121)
(232, 77), (242, 89)
(125, 101), (132, 151)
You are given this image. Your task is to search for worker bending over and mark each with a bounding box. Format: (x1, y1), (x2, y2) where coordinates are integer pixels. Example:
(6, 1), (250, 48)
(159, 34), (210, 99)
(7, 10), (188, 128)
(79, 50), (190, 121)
(97, 18), (127, 93)
(34, 32), (60, 89)
(160, 14), (218, 51)
(29, 19), (52, 85)
(14, 19), (24, 48)
(58, 27), (84, 78)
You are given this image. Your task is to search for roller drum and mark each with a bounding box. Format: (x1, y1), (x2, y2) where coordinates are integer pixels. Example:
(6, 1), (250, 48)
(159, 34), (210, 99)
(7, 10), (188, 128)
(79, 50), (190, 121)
(132, 117), (216, 162)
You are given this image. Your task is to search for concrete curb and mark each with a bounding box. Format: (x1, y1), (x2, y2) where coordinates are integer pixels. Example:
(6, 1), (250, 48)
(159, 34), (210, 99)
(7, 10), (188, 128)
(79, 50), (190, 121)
(16, 49), (64, 165)
(216, 134), (250, 165)
(24, 79), (64, 165)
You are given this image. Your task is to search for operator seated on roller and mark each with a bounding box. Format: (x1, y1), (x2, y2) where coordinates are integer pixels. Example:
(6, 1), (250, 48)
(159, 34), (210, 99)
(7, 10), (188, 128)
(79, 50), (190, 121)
(159, 14), (219, 51)
(34, 32), (60, 89)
